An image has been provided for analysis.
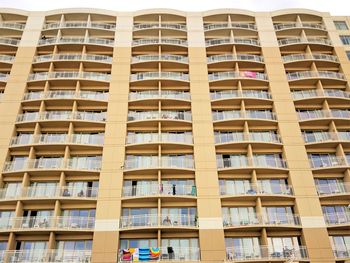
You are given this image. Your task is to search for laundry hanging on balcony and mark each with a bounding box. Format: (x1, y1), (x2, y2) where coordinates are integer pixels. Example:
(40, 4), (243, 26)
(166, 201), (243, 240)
(120, 247), (160, 261)
(242, 71), (257, 78)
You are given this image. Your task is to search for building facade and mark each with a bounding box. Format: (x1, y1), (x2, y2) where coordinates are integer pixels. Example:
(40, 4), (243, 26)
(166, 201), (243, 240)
(0, 7), (350, 263)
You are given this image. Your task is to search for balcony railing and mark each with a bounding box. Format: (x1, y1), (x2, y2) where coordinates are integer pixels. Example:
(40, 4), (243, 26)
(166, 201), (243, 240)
(23, 90), (109, 101)
(210, 90), (271, 100)
(278, 37), (332, 46)
(223, 213), (300, 227)
(133, 23), (187, 31)
(128, 110), (192, 122)
(208, 71), (267, 82)
(130, 72), (189, 82)
(207, 54), (263, 64)
(324, 212), (350, 225)
(16, 111), (106, 123)
(28, 71), (111, 82)
(0, 73), (8, 82)
(217, 156), (287, 169)
(0, 37), (19, 46)
(122, 184), (196, 197)
(0, 54), (15, 63)
(303, 132), (338, 143)
(226, 246), (308, 261)
(316, 183), (350, 196)
(33, 53), (113, 63)
(124, 156), (194, 170)
(132, 38), (188, 47)
(333, 249), (350, 259)
(287, 71), (346, 81)
(212, 110), (276, 121)
(129, 90), (190, 101)
(10, 134), (104, 146)
(0, 249), (91, 263)
(38, 37), (114, 46)
(214, 132), (281, 144)
(206, 38), (260, 47)
(119, 214), (197, 229)
(274, 22), (325, 30)
(338, 131), (350, 141)
(43, 21), (116, 30)
(220, 183), (293, 196)
(298, 110), (350, 120)
(204, 22), (257, 31)
(309, 156), (346, 168)
(283, 53), (338, 63)
(0, 22), (25, 30)
(132, 54), (188, 64)
(324, 89), (350, 98)
(126, 132), (193, 144)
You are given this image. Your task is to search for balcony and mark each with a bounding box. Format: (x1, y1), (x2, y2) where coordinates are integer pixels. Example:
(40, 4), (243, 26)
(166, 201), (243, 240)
(324, 212), (350, 226)
(28, 71), (111, 82)
(206, 38), (260, 47)
(129, 90), (190, 101)
(333, 249), (350, 259)
(217, 156), (287, 169)
(0, 54), (15, 63)
(128, 111), (192, 122)
(10, 134), (104, 146)
(0, 73), (8, 82)
(132, 38), (188, 47)
(119, 214), (197, 229)
(133, 23), (187, 31)
(0, 37), (19, 46)
(204, 22), (257, 31)
(208, 71), (267, 82)
(303, 132), (339, 144)
(215, 132), (281, 144)
(220, 183), (293, 196)
(282, 53), (338, 63)
(210, 90), (271, 100)
(43, 21), (116, 30)
(33, 53), (112, 63)
(122, 184), (196, 198)
(132, 54), (188, 64)
(23, 90), (109, 101)
(274, 22), (325, 31)
(316, 183), (350, 196)
(213, 110), (276, 122)
(309, 156), (347, 169)
(38, 37), (114, 46)
(0, 22), (25, 30)
(338, 131), (350, 141)
(124, 156), (194, 170)
(298, 110), (350, 121)
(278, 37), (332, 46)
(287, 71), (346, 82)
(130, 72), (189, 82)
(223, 213), (300, 227)
(126, 132), (193, 145)
(16, 111), (106, 123)
(207, 54), (263, 64)
(226, 246), (308, 261)
(0, 250), (91, 263)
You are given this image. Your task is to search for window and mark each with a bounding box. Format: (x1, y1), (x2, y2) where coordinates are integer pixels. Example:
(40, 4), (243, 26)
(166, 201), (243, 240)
(315, 178), (345, 194)
(121, 208), (157, 227)
(219, 179), (253, 195)
(340, 35), (350, 45)
(120, 239), (157, 249)
(57, 240), (92, 251)
(161, 238), (199, 260)
(0, 211), (15, 228)
(334, 21), (348, 30)
(263, 206), (295, 224)
(322, 206), (348, 224)
(331, 236), (350, 257)
(346, 51), (350, 60)
(267, 237), (301, 256)
(222, 207), (257, 226)
(0, 241), (7, 250)
(161, 207), (197, 226)
(225, 237), (260, 259)
(257, 179), (290, 195)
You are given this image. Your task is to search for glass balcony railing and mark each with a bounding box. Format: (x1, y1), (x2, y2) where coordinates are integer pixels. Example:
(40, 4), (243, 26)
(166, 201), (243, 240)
(205, 38), (260, 47)
(128, 110), (192, 122)
(316, 183), (350, 196)
(213, 110), (276, 121)
(10, 134), (104, 146)
(124, 156), (194, 170)
(33, 53), (112, 63)
(338, 131), (350, 141)
(223, 213), (300, 227)
(298, 110), (350, 120)
(278, 37), (332, 46)
(323, 212), (350, 225)
(226, 246), (308, 261)
(207, 54), (263, 63)
(0, 22), (25, 30)
(292, 89), (322, 99)
(208, 71), (267, 81)
(38, 37), (114, 46)
(131, 54), (188, 64)
(132, 38), (188, 47)
(309, 156), (346, 168)
(333, 249), (350, 259)
(129, 90), (190, 101)
(204, 22), (257, 31)
(43, 21), (116, 30)
(133, 23), (187, 31)
(130, 72), (189, 82)
(214, 132), (280, 144)
(122, 184), (196, 198)
(220, 183), (293, 196)
(23, 90), (109, 101)
(210, 90), (271, 100)
(282, 53), (338, 63)
(324, 89), (350, 98)
(217, 156), (287, 169)
(16, 111), (106, 123)
(126, 132), (193, 144)
(0, 37), (20, 46)
(0, 250), (92, 263)
(28, 71), (111, 82)
(287, 71), (345, 81)
(119, 214), (197, 229)
(67, 158), (102, 171)
(274, 22), (325, 30)
(0, 54), (15, 63)
(0, 73), (8, 82)
(303, 132), (338, 143)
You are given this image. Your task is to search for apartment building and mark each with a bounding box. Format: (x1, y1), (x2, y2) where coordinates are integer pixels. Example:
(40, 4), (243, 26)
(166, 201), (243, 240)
(0, 7), (349, 263)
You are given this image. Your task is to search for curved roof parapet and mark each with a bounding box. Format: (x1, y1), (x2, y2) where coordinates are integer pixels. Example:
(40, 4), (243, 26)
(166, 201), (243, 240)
(271, 8), (328, 17)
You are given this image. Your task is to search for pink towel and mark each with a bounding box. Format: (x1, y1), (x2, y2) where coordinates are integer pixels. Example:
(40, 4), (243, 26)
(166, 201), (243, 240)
(243, 71), (257, 78)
